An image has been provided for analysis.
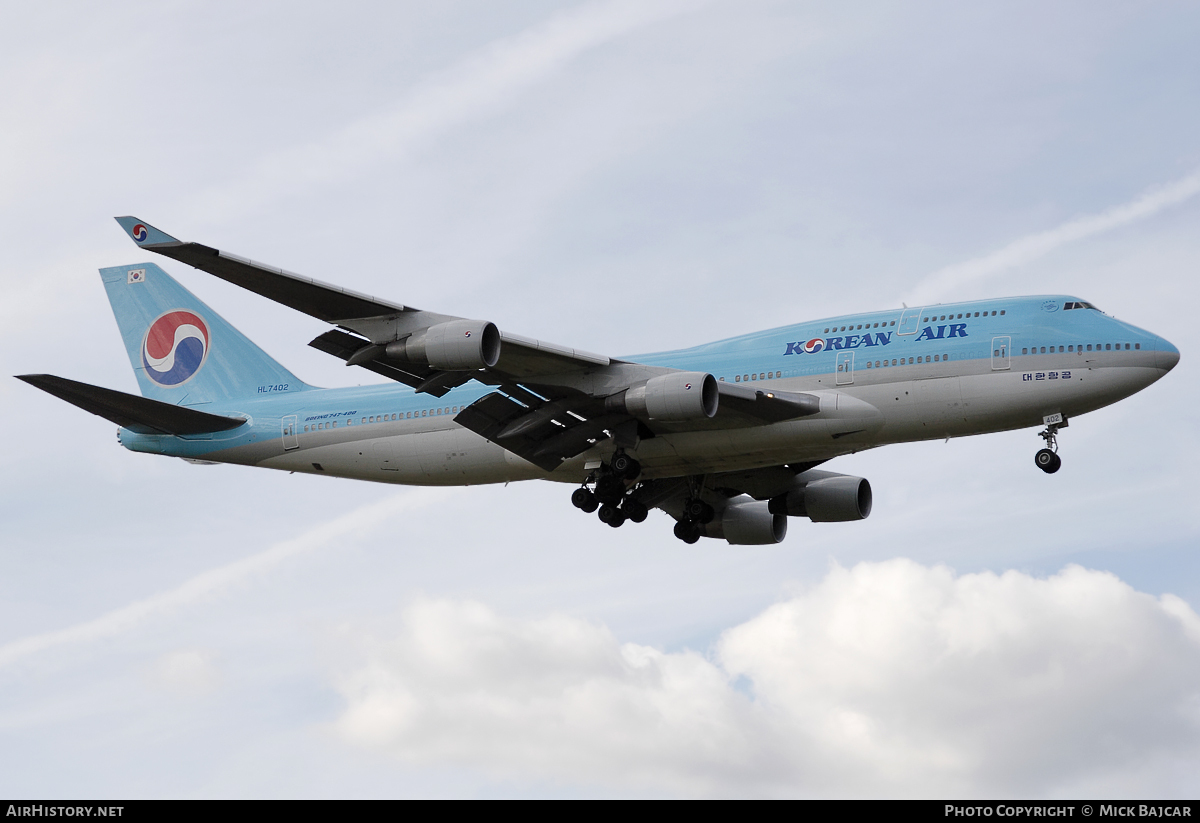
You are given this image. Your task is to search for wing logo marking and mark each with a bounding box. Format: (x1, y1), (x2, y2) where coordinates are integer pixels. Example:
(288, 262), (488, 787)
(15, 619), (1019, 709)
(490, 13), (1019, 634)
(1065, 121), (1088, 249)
(142, 310), (210, 387)
(131, 223), (148, 242)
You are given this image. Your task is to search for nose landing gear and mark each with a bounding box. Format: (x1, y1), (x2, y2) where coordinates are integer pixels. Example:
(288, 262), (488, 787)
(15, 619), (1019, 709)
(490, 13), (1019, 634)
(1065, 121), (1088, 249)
(1034, 417), (1066, 474)
(1034, 448), (1061, 473)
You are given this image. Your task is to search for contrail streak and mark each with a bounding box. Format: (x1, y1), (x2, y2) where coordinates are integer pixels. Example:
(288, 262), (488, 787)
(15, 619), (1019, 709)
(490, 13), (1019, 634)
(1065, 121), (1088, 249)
(188, 0), (707, 220)
(907, 168), (1200, 305)
(0, 488), (455, 668)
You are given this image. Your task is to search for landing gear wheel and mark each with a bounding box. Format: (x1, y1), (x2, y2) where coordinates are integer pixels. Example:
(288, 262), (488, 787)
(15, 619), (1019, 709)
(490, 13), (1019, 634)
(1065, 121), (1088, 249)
(684, 498), (715, 524)
(1034, 449), (1061, 474)
(622, 499), (648, 523)
(595, 475), (625, 504)
(598, 504), (625, 527)
(1035, 419), (1066, 474)
(673, 520), (701, 544)
(611, 453), (641, 480)
(571, 488), (598, 513)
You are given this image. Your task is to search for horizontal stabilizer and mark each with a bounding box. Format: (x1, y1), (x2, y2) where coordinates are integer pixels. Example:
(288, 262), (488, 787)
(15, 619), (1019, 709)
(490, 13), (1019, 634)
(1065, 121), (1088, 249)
(16, 374), (246, 435)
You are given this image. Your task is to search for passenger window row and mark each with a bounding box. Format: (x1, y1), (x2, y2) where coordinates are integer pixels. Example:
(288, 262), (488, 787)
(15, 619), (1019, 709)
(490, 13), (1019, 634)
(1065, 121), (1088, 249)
(923, 310), (1003, 322)
(303, 406), (462, 433)
(821, 309), (1005, 334)
(824, 321), (897, 333)
(731, 372), (780, 382)
(867, 355), (948, 368)
(360, 406), (460, 424)
(1020, 344), (1139, 355)
(723, 354), (958, 381)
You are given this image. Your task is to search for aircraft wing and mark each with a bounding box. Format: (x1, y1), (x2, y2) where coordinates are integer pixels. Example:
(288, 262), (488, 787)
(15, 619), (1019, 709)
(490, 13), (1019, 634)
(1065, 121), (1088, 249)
(114, 218), (407, 323)
(115, 217), (821, 470)
(114, 217), (612, 378)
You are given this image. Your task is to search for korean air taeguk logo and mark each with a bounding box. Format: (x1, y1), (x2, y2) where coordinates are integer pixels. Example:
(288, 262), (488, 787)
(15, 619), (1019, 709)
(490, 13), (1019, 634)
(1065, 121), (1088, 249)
(131, 223), (148, 242)
(142, 310), (210, 386)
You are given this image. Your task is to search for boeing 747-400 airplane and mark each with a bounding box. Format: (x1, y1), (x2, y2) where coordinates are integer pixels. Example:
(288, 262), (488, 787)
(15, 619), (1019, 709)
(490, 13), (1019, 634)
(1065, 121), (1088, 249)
(18, 217), (1180, 544)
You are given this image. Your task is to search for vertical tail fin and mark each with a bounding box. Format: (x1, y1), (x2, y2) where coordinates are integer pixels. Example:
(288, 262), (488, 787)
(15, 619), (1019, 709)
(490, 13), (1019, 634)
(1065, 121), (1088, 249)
(101, 262), (311, 404)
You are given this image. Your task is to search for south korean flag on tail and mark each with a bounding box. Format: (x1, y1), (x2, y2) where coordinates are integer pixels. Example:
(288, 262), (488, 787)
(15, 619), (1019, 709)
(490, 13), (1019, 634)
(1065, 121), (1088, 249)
(127, 268), (146, 284)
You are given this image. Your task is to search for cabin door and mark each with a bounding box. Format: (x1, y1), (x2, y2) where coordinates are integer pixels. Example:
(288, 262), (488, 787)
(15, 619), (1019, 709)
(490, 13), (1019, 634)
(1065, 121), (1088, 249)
(897, 307), (924, 335)
(991, 336), (1011, 371)
(282, 415), (299, 450)
(836, 352), (855, 385)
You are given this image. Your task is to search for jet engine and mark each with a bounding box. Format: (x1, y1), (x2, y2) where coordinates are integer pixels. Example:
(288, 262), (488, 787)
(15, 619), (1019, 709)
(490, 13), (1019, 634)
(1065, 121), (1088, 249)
(385, 320), (501, 371)
(768, 473), (872, 522)
(702, 499), (787, 545)
(607, 372), (718, 422)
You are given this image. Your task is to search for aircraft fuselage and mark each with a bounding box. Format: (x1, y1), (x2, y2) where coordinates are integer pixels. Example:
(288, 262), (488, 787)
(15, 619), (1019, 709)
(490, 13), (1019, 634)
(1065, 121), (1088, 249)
(117, 295), (1179, 485)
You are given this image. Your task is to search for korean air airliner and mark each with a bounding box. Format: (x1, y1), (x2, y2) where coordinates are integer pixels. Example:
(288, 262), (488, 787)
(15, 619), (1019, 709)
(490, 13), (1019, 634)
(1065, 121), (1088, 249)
(18, 217), (1180, 545)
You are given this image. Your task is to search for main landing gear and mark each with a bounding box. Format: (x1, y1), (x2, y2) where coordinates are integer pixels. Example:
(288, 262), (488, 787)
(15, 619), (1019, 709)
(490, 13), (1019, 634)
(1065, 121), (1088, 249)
(570, 451), (647, 528)
(1034, 417), (1066, 474)
(672, 496), (715, 544)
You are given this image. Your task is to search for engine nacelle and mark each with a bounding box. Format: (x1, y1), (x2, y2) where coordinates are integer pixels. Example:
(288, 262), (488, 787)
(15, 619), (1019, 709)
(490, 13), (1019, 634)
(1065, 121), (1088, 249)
(768, 474), (872, 522)
(703, 499), (787, 545)
(385, 320), (501, 371)
(611, 372), (718, 422)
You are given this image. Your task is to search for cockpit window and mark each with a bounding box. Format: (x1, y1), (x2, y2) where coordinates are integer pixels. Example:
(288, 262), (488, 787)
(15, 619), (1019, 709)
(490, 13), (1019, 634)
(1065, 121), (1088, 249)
(1064, 301), (1099, 311)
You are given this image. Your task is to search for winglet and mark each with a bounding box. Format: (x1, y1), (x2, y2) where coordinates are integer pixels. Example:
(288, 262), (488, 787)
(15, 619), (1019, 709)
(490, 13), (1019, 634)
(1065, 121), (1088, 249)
(114, 216), (179, 246)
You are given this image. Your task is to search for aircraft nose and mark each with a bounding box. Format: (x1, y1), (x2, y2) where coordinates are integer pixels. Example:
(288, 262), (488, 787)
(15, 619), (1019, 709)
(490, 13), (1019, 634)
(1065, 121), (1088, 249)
(1156, 337), (1180, 372)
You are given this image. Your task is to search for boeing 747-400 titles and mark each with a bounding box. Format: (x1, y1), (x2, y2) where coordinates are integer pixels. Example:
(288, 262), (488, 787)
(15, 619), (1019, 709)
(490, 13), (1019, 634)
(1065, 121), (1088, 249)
(17, 217), (1180, 544)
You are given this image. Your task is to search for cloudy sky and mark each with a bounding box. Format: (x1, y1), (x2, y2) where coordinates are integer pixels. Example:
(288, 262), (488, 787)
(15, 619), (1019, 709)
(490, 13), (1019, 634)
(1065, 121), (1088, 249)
(2, 0), (1199, 798)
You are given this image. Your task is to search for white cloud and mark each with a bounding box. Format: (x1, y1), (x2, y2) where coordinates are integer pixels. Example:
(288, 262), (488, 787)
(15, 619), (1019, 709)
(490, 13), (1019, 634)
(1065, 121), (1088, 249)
(332, 598), (764, 793)
(146, 648), (222, 699)
(332, 561), (1200, 797)
(907, 168), (1200, 306)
